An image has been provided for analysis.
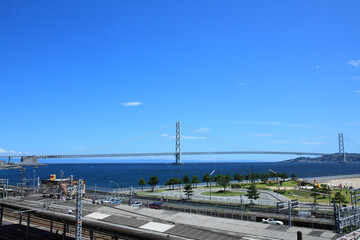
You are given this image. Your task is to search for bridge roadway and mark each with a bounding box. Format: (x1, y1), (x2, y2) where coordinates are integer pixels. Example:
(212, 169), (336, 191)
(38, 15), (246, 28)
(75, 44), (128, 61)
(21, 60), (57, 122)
(27, 151), (328, 159)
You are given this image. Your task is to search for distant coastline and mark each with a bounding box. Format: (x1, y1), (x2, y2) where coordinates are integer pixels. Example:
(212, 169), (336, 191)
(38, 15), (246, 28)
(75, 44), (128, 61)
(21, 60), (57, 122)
(282, 153), (360, 163)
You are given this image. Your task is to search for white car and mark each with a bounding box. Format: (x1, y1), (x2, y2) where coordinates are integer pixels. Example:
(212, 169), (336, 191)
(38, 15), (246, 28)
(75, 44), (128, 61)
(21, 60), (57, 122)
(132, 201), (143, 207)
(262, 218), (284, 225)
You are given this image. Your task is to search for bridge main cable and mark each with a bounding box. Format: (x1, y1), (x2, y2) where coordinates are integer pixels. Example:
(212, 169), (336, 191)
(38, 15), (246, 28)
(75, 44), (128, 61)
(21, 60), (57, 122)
(35, 151), (329, 159)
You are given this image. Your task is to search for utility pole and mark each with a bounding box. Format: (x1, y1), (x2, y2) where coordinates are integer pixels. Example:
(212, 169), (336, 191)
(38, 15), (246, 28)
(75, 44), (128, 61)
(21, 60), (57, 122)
(288, 201), (292, 227)
(33, 170), (36, 189)
(209, 170), (215, 201)
(75, 179), (84, 240)
(59, 170), (64, 198)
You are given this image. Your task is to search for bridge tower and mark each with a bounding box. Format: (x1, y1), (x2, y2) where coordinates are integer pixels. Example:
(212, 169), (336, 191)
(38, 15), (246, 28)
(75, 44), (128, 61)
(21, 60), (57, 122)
(338, 133), (346, 163)
(175, 121), (181, 164)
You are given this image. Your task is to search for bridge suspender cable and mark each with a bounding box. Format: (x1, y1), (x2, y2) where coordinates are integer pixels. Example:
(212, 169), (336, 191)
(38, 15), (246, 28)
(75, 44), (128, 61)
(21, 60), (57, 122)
(60, 124), (173, 155)
(182, 123), (257, 151)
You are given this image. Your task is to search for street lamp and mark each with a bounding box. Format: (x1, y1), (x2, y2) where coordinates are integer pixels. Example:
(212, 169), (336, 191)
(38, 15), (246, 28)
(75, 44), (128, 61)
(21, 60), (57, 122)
(209, 170), (215, 201)
(109, 181), (120, 189)
(33, 170), (36, 189)
(269, 169), (279, 189)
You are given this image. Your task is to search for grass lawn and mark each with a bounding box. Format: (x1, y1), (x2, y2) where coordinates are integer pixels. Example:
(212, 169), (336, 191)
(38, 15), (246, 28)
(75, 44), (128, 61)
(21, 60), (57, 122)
(241, 183), (272, 190)
(136, 189), (167, 195)
(279, 189), (351, 204)
(281, 180), (299, 187)
(201, 191), (246, 196)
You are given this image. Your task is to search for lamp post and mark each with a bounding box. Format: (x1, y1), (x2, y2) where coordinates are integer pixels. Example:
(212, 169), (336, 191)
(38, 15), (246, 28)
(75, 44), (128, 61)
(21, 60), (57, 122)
(109, 181), (120, 190)
(269, 169), (279, 190)
(33, 170), (36, 189)
(59, 170), (64, 197)
(209, 170), (215, 201)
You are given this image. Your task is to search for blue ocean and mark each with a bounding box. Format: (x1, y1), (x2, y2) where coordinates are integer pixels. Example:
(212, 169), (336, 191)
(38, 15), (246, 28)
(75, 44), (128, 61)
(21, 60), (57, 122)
(1, 162), (359, 188)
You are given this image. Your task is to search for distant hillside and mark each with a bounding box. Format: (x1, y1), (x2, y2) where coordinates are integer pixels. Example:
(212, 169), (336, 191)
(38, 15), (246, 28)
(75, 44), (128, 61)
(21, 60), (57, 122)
(282, 153), (360, 163)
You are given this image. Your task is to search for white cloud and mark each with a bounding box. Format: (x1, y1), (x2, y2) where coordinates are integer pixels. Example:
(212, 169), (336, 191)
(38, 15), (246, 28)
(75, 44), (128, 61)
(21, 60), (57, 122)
(238, 82), (245, 86)
(182, 136), (206, 139)
(160, 133), (169, 137)
(121, 102), (142, 106)
(193, 128), (209, 133)
(315, 65), (321, 69)
(0, 148), (23, 155)
(356, 90), (360, 93)
(347, 60), (360, 67)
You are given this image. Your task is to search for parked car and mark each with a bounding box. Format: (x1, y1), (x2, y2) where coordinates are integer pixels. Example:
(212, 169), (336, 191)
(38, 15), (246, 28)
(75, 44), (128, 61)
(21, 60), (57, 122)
(132, 201), (143, 207)
(149, 202), (163, 209)
(111, 199), (122, 204)
(262, 218), (284, 225)
(101, 199), (112, 204)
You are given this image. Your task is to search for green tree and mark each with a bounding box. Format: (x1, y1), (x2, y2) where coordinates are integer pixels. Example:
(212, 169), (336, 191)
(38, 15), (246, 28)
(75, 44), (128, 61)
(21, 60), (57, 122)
(245, 183), (260, 204)
(312, 186), (321, 204)
(183, 174), (190, 184)
(192, 176), (200, 188)
(138, 178), (146, 191)
(320, 184), (330, 199)
(260, 173), (269, 183)
(165, 179), (172, 190)
(333, 191), (348, 206)
(249, 172), (259, 182)
(279, 172), (288, 181)
(148, 175), (160, 192)
(291, 173), (297, 181)
(225, 174), (232, 182)
(183, 184), (194, 200)
(202, 173), (211, 187)
(234, 174), (244, 184)
(214, 174), (231, 192)
(269, 172), (277, 178)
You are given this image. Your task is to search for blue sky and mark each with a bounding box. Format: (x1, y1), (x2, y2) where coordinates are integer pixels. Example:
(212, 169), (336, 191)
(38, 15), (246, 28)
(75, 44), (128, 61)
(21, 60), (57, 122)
(1, 1), (360, 163)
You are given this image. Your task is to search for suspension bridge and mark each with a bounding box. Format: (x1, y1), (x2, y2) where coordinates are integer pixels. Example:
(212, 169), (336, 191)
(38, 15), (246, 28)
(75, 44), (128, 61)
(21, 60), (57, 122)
(1, 121), (352, 164)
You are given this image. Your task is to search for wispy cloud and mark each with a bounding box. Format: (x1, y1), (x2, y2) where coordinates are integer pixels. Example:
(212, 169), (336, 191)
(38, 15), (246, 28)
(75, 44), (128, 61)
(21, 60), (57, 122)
(356, 90), (360, 93)
(315, 65), (321, 69)
(271, 140), (328, 145)
(121, 102), (142, 106)
(0, 148), (25, 155)
(352, 76), (360, 81)
(347, 60), (360, 67)
(183, 136), (206, 139)
(193, 128), (209, 133)
(245, 133), (273, 137)
(238, 82), (245, 86)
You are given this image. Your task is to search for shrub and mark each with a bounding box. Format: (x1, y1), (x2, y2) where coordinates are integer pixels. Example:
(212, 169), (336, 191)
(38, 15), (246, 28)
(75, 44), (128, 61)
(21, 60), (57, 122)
(231, 183), (242, 189)
(274, 190), (286, 194)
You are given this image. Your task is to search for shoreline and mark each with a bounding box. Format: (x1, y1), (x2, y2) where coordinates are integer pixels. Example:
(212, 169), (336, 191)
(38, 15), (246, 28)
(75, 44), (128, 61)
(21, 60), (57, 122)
(304, 174), (360, 188)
